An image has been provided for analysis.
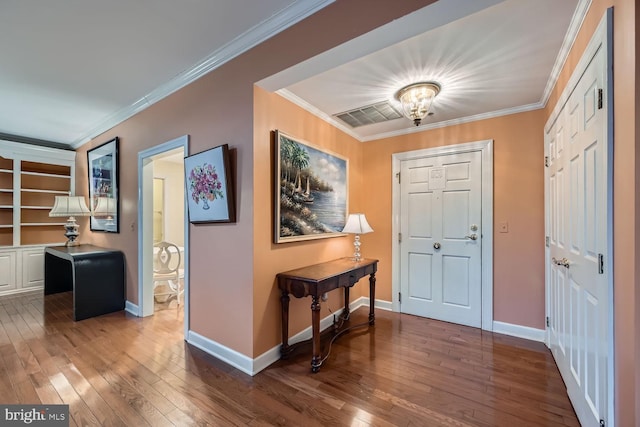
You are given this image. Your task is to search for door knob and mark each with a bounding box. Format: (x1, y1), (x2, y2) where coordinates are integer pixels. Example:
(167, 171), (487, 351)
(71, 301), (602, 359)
(465, 234), (478, 241)
(433, 242), (441, 250)
(552, 257), (570, 268)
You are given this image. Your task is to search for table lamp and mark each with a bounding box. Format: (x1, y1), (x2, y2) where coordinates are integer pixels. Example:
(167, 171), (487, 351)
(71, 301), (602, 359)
(93, 196), (117, 227)
(49, 195), (91, 246)
(342, 213), (374, 262)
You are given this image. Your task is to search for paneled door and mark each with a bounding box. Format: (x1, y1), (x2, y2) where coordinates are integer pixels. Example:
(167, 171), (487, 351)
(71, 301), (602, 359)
(399, 150), (482, 328)
(545, 16), (610, 425)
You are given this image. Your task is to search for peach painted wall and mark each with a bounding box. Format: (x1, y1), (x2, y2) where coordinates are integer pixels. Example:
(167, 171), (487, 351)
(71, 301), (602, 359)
(253, 87), (365, 356)
(362, 110), (546, 329)
(543, 0), (639, 424)
(73, 0), (436, 358)
(69, 3), (639, 422)
(75, 63), (257, 354)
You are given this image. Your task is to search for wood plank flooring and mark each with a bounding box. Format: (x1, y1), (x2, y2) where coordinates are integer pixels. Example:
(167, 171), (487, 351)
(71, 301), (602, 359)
(0, 290), (579, 426)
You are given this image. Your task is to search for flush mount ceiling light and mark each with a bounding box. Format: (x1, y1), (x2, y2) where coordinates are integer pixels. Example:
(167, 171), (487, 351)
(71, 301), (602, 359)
(394, 81), (441, 126)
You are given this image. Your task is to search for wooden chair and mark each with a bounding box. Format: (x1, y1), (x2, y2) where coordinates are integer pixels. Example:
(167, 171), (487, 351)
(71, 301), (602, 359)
(153, 241), (184, 306)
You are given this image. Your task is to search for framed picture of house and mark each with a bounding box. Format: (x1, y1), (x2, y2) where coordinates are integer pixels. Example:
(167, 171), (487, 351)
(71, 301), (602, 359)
(184, 144), (235, 223)
(274, 130), (348, 243)
(88, 137), (119, 233)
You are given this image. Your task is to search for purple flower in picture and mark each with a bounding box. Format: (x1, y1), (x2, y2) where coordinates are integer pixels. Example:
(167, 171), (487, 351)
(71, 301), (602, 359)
(188, 163), (224, 208)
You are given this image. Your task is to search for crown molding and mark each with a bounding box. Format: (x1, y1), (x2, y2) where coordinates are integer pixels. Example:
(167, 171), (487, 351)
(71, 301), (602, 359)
(71, 0), (335, 149)
(277, 0), (590, 143)
(276, 89), (363, 140)
(540, 0), (592, 107)
(278, 88), (544, 143)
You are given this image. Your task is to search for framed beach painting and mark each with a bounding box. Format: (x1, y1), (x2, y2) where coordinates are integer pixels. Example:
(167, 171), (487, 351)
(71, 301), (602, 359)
(88, 137), (119, 233)
(274, 130), (348, 243)
(184, 144), (235, 223)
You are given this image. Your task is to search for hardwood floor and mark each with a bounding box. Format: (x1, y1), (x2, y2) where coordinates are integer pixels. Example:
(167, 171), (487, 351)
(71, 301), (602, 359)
(0, 291), (578, 426)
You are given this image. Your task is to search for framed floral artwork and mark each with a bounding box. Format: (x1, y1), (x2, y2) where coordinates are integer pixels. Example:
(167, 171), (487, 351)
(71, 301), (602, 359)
(184, 144), (235, 223)
(274, 130), (348, 243)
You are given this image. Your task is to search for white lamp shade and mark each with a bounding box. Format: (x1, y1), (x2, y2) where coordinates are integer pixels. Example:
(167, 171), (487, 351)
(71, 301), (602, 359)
(342, 213), (373, 234)
(49, 196), (91, 217)
(93, 197), (117, 216)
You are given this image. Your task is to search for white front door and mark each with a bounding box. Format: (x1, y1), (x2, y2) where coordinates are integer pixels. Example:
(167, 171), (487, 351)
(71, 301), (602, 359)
(545, 14), (610, 425)
(399, 150), (482, 328)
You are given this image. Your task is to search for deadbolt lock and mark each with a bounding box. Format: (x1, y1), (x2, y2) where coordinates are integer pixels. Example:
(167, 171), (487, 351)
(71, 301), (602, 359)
(433, 242), (441, 250)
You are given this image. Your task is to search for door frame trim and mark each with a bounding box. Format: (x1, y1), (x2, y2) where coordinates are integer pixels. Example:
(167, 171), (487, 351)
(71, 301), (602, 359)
(137, 135), (190, 338)
(391, 139), (494, 330)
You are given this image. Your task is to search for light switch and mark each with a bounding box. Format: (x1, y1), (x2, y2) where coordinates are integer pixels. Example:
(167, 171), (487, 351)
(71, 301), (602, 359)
(499, 222), (509, 233)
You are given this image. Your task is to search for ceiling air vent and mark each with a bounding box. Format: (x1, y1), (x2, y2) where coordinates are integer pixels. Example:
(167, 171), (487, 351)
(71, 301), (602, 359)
(334, 101), (402, 128)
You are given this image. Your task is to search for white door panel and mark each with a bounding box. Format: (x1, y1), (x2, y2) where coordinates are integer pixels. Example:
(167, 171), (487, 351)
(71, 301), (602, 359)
(400, 150), (482, 328)
(546, 32), (609, 426)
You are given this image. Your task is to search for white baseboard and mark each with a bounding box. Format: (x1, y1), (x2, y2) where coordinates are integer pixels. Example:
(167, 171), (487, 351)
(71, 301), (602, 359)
(125, 300), (139, 316)
(0, 287), (42, 298)
(353, 296), (393, 311)
(187, 330), (256, 376)
(492, 320), (545, 342)
(253, 297), (390, 375)
(133, 299), (545, 376)
(186, 298), (393, 376)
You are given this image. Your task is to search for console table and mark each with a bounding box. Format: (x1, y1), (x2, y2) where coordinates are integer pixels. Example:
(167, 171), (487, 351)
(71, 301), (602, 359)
(44, 245), (125, 321)
(277, 257), (378, 372)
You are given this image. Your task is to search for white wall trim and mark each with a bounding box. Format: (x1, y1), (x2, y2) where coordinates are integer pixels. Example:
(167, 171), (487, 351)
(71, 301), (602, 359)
(199, 297), (387, 376)
(254, 297), (389, 374)
(125, 300), (139, 316)
(189, 304), (351, 376)
(71, 0), (335, 148)
(545, 6), (607, 134)
(492, 321), (545, 343)
(391, 140), (494, 331)
(0, 287), (42, 298)
(353, 297), (393, 311)
(540, 0), (592, 107)
(187, 330), (256, 376)
(276, 88), (543, 143)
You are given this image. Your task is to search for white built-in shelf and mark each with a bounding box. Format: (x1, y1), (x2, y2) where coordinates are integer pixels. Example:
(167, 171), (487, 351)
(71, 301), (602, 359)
(21, 188), (70, 194)
(0, 141), (75, 251)
(21, 205), (54, 210)
(21, 171), (71, 179)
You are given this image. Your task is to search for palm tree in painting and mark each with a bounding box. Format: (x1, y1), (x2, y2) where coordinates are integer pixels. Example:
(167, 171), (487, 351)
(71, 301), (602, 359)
(291, 143), (310, 192)
(279, 137), (296, 183)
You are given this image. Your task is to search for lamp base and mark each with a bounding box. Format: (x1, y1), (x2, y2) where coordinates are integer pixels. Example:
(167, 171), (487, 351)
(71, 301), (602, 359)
(63, 216), (80, 246)
(352, 234), (362, 262)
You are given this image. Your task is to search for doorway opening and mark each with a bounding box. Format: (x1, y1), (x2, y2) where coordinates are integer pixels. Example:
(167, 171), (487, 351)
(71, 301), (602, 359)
(137, 135), (189, 337)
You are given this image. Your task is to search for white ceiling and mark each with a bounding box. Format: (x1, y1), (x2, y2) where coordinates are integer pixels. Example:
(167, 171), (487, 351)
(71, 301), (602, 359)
(0, 0), (584, 148)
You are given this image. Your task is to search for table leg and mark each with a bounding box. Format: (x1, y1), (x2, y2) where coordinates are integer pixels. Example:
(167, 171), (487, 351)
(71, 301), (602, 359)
(342, 286), (350, 321)
(280, 290), (291, 359)
(369, 272), (376, 325)
(311, 295), (321, 372)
